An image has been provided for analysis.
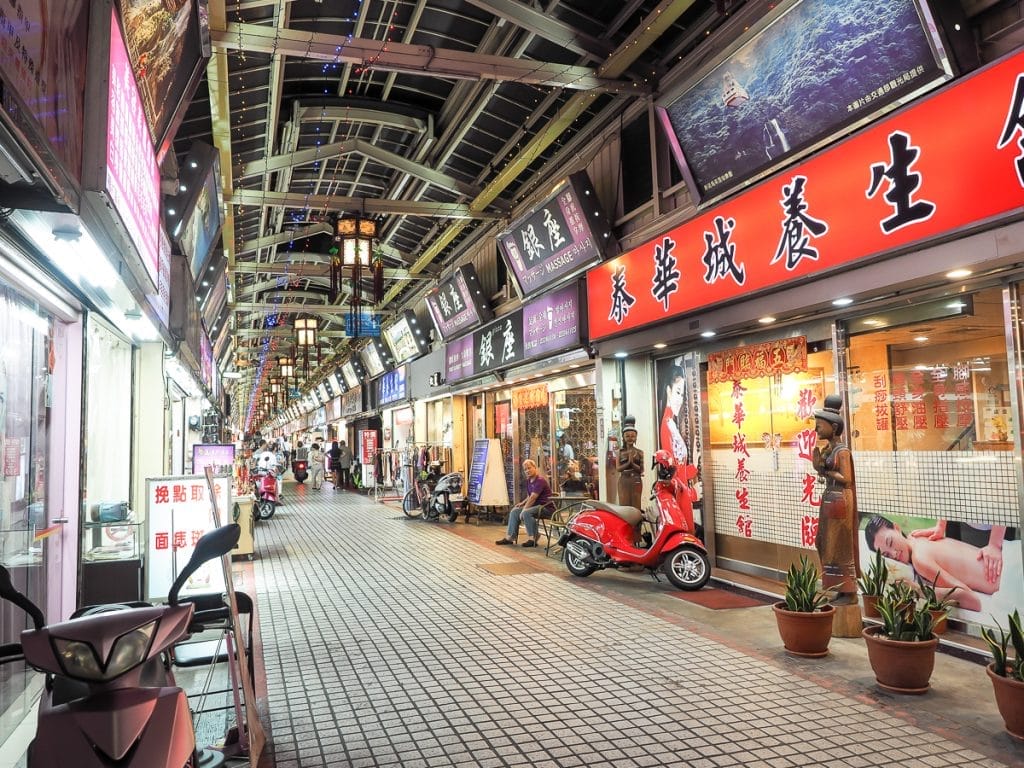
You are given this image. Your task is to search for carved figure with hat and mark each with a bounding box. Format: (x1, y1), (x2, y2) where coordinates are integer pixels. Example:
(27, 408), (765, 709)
(616, 416), (645, 510)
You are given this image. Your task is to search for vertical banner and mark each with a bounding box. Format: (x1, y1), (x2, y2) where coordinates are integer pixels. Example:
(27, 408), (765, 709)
(360, 429), (378, 488)
(146, 474), (229, 599)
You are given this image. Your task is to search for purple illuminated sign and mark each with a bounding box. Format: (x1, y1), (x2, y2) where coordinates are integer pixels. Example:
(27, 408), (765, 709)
(445, 335), (475, 383)
(424, 265), (492, 340)
(497, 172), (614, 298)
(192, 444), (234, 476)
(523, 283), (581, 358)
(106, 11), (161, 290)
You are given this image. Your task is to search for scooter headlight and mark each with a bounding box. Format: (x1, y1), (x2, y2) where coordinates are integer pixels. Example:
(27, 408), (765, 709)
(52, 621), (157, 682)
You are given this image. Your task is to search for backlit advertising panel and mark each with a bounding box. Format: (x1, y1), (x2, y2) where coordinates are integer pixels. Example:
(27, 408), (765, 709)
(424, 265), (492, 340)
(105, 9), (161, 289)
(341, 360), (360, 390)
(658, 0), (950, 205)
(522, 283), (582, 359)
(496, 172), (615, 298)
(181, 153), (223, 280)
(116, 0), (208, 154)
(588, 47), (1024, 341)
(445, 335), (475, 384)
(360, 339), (389, 378)
(0, 1), (88, 190)
(378, 367), (407, 406)
(382, 310), (427, 364)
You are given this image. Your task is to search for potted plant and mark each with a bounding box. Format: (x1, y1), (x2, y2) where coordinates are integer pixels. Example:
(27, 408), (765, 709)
(773, 555), (835, 658)
(857, 548), (888, 618)
(982, 609), (1024, 740)
(916, 571), (959, 634)
(862, 581), (938, 694)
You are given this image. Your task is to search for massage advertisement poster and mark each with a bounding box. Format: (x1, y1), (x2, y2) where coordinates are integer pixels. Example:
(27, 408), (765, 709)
(858, 512), (1020, 630)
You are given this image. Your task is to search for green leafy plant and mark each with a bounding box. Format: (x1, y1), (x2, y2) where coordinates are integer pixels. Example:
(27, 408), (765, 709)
(783, 555), (830, 612)
(916, 571), (959, 613)
(982, 609), (1024, 680)
(877, 581), (935, 641)
(857, 548), (889, 597)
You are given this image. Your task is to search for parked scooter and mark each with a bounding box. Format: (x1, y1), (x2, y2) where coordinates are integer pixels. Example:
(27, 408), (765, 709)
(252, 469), (278, 520)
(291, 458), (308, 484)
(423, 469), (464, 522)
(0, 524), (241, 768)
(558, 450), (710, 590)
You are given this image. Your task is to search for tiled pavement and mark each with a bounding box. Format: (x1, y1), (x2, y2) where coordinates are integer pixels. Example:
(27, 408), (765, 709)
(254, 486), (1019, 767)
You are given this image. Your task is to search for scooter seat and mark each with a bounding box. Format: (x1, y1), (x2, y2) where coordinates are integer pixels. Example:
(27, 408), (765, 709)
(585, 500), (643, 527)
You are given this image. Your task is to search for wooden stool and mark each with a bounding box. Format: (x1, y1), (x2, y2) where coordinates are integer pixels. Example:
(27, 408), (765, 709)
(832, 602), (863, 638)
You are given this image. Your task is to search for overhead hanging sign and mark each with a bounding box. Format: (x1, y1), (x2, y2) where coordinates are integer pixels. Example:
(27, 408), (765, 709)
(497, 171), (616, 298)
(382, 309), (428, 363)
(657, 0), (950, 205)
(473, 311), (524, 375)
(424, 264), (493, 340)
(587, 48), (1024, 341)
(378, 366), (407, 406)
(360, 338), (391, 377)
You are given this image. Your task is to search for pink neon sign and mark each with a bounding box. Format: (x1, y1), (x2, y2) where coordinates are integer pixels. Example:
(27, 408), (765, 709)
(106, 11), (160, 289)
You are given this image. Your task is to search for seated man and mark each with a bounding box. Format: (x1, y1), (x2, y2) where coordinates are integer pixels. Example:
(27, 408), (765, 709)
(496, 460), (555, 548)
(864, 514), (999, 612)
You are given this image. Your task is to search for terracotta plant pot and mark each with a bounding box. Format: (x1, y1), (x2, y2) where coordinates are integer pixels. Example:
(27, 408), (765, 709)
(929, 609), (948, 635)
(862, 625), (938, 694)
(773, 602), (835, 658)
(988, 663), (1024, 741)
(862, 594), (880, 619)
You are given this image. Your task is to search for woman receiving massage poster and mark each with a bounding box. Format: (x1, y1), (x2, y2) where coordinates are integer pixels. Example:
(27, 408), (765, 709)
(859, 512), (1020, 623)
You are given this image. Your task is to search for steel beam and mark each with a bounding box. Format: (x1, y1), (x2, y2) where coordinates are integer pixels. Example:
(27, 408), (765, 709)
(230, 190), (499, 219)
(238, 138), (481, 198)
(213, 23), (648, 94)
(465, 0), (614, 60)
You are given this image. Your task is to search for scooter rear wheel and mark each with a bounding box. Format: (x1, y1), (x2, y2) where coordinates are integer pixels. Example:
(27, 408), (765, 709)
(256, 499), (276, 520)
(664, 545), (710, 590)
(563, 537), (597, 577)
(402, 490), (423, 517)
(445, 499), (458, 523)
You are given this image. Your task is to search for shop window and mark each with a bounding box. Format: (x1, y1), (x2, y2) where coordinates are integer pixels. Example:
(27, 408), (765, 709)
(707, 348), (835, 561)
(846, 286), (1020, 624)
(555, 388), (599, 498)
(0, 284), (52, 740)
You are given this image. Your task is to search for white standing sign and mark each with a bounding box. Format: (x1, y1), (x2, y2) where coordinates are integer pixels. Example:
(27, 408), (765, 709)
(146, 474), (229, 600)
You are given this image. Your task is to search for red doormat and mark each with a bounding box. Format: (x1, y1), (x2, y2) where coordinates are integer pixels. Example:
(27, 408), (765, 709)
(669, 588), (774, 609)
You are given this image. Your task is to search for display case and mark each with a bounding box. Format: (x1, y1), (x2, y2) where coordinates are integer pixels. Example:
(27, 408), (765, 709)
(80, 518), (143, 605)
(0, 522), (44, 568)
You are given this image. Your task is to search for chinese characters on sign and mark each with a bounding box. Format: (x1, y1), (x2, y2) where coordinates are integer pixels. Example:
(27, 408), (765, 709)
(707, 337), (808, 384)
(105, 11), (161, 290)
(732, 381), (752, 539)
(588, 49), (1024, 341)
(498, 172), (612, 297)
(794, 389), (820, 548)
(424, 266), (491, 340)
(474, 312), (524, 374)
(146, 476), (229, 600)
(378, 367), (407, 406)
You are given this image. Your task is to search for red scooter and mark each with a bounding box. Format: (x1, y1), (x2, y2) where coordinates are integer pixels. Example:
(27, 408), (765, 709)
(252, 469), (278, 520)
(558, 450), (710, 590)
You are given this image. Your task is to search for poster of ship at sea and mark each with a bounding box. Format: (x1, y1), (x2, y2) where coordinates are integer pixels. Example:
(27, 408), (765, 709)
(657, 0), (952, 205)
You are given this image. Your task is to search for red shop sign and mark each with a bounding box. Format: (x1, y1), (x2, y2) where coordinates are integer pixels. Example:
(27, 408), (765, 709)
(587, 50), (1024, 341)
(707, 337), (807, 384)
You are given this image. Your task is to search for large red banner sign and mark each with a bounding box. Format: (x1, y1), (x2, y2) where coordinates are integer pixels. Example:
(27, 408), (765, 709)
(587, 50), (1024, 341)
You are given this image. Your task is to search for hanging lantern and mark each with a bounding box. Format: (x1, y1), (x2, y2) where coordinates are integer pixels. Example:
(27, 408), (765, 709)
(295, 317), (318, 377)
(278, 356), (295, 393)
(332, 215), (380, 338)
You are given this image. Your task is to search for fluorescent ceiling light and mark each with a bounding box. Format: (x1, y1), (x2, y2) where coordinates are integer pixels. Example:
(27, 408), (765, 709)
(945, 268), (972, 279)
(832, 298), (854, 306)
(700, 330), (716, 338)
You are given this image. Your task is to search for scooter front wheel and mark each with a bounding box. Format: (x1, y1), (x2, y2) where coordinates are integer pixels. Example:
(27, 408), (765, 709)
(445, 499), (458, 523)
(256, 499), (276, 520)
(664, 545), (710, 590)
(402, 490), (423, 517)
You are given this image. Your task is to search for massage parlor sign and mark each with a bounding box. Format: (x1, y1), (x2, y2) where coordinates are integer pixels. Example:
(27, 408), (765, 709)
(587, 48), (1024, 339)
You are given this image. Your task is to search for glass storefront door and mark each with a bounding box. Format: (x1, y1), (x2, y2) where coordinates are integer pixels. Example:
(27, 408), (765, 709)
(0, 283), (59, 744)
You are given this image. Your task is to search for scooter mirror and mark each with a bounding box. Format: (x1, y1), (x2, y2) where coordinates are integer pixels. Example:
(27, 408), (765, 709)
(0, 564), (45, 630)
(168, 524), (240, 605)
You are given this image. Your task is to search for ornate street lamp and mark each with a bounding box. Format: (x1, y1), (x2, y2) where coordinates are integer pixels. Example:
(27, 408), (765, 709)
(295, 317), (318, 377)
(331, 215), (383, 337)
